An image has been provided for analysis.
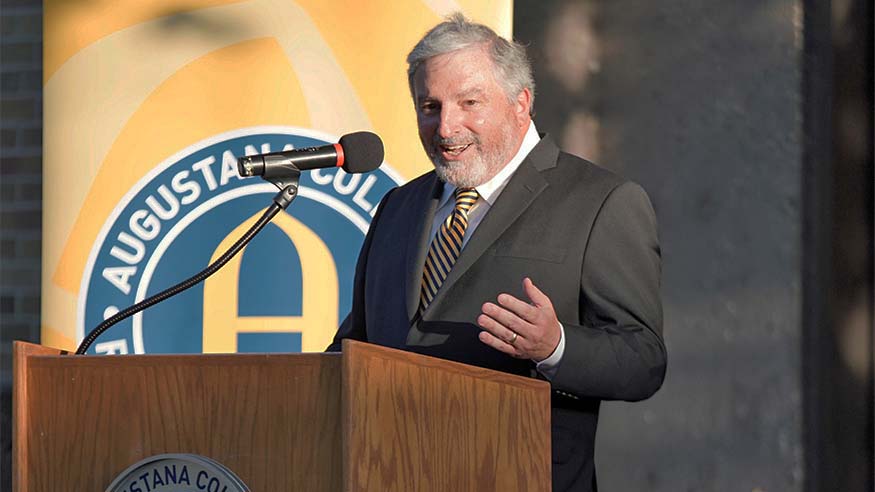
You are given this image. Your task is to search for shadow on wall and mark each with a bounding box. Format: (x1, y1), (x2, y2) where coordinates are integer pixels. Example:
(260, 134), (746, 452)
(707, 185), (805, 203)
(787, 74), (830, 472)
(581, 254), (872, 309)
(518, 1), (602, 164)
(516, 0), (822, 490)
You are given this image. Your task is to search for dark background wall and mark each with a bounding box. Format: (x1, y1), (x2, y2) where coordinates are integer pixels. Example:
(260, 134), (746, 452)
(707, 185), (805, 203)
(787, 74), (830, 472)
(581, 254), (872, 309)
(800, 0), (873, 490)
(514, 0), (872, 490)
(516, 1), (804, 490)
(0, 0), (43, 490)
(0, 1), (871, 491)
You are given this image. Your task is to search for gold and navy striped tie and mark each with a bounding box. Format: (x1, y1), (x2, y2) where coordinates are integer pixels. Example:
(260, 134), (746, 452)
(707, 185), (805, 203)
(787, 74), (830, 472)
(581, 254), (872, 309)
(419, 187), (479, 313)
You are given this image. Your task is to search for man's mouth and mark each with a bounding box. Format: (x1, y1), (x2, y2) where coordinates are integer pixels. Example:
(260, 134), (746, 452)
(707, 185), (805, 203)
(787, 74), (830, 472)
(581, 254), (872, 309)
(439, 143), (472, 157)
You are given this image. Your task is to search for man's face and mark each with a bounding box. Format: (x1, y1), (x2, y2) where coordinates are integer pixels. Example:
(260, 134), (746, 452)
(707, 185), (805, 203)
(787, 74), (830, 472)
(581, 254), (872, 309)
(413, 45), (530, 187)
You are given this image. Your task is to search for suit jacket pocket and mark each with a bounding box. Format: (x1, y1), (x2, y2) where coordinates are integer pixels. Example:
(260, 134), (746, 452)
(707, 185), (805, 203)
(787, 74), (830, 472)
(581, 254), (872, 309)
(493, 243), (567, 263)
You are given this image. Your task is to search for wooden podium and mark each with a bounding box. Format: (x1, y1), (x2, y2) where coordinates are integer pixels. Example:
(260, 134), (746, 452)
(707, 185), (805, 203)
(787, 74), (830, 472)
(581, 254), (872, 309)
(13, 339), (551, 491)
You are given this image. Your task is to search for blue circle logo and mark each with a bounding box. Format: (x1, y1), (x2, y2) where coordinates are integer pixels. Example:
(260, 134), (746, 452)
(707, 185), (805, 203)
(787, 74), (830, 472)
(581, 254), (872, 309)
(78, 127), (401, 354)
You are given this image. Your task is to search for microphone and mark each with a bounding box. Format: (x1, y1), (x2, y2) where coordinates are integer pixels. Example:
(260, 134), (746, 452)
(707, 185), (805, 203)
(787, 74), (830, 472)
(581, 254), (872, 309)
(237, 131), (384, 179)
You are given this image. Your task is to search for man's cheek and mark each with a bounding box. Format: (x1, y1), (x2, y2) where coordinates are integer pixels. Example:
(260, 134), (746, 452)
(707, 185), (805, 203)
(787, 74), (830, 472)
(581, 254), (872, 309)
(416, 129), (431, 147)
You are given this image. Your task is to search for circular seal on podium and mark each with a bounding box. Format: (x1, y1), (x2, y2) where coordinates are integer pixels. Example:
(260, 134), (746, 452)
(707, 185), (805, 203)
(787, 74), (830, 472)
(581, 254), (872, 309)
(106, 454), (249, 492)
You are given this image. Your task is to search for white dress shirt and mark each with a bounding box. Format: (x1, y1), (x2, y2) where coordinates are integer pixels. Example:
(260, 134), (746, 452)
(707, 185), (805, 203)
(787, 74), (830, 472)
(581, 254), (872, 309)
(427, 121), (566, 379)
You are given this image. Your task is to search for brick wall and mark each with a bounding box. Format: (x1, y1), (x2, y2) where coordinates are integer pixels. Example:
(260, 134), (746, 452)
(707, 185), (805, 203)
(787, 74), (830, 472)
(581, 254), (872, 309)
(0, 0), (43, 489)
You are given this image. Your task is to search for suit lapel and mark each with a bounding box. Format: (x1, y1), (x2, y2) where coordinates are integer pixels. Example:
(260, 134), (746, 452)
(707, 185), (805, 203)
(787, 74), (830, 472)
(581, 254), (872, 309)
(405, 175), (444, 320)
(420, 136), (560, 318)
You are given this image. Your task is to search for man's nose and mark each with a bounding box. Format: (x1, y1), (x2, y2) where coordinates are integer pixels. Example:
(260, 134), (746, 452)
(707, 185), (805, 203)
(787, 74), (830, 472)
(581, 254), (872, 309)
(438, 106), (462, 139)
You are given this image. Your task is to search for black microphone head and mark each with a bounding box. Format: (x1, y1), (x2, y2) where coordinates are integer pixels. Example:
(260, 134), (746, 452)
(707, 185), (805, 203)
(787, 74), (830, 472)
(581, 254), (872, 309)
(338, 131), (384, 173)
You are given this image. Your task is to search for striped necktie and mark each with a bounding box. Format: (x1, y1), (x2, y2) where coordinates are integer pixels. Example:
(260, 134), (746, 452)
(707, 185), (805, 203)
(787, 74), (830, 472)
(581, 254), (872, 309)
(419, 187), (479, 313)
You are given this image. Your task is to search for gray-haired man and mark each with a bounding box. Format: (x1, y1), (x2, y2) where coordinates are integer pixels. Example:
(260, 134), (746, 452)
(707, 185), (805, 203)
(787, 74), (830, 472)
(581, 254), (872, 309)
(329, 14), (666, 491)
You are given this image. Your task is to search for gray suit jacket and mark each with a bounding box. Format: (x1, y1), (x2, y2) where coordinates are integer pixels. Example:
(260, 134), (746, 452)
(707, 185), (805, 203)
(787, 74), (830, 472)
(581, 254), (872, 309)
(328, 135), (666, 492)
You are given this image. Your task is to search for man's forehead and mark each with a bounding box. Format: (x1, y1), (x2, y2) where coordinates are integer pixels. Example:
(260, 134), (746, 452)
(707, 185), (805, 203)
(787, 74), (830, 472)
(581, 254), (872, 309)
(420, 44), (490, 71)
(413, 48), (496, 97)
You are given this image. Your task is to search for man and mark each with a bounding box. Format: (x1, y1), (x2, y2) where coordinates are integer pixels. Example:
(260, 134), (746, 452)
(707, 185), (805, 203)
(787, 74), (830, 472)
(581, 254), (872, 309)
(328, 13), (666, 492)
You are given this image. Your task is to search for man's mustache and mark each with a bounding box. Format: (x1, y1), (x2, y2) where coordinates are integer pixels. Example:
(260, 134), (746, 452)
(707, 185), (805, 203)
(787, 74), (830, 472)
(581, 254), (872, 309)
(431, 135), (480, 147)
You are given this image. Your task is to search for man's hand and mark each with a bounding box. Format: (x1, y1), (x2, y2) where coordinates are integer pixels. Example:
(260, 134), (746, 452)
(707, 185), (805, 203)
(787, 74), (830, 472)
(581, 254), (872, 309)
(477, 277), (561, 361)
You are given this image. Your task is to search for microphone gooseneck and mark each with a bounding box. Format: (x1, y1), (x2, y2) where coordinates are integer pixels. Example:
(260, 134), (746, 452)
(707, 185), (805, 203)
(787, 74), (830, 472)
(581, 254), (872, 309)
(75, 184), (299, 355)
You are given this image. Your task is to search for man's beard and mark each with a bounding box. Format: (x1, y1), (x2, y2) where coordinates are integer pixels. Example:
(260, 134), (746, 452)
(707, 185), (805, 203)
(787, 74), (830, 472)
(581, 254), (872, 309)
(431, 139), (490, 187)
(426, 129), (515, 188)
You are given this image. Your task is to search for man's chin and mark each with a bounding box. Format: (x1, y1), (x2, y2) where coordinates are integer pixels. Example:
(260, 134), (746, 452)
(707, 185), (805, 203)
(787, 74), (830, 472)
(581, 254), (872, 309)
(433, 161), (487, 188)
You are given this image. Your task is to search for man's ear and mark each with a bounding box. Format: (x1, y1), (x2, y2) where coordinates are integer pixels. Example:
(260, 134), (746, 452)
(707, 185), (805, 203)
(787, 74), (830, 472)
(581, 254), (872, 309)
(515, 87), (533, 127)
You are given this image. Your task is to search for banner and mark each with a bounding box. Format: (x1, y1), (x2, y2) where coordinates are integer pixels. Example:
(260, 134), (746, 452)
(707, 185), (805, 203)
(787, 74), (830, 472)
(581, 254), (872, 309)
(43, 0), (512, 354)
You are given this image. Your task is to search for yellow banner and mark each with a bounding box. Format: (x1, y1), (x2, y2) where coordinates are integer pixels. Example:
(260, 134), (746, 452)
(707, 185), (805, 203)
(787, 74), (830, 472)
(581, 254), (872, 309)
(43, 0), (511, 353)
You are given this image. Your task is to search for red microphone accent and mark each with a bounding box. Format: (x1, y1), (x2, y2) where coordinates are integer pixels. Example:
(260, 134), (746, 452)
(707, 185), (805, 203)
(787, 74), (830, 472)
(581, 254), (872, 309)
(333, 143), (345, 168)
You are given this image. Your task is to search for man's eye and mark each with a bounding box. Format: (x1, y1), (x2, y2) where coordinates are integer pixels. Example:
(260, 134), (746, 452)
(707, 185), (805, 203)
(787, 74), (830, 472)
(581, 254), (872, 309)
(464, 99), (479, 106)
(420, 103), (438, 114)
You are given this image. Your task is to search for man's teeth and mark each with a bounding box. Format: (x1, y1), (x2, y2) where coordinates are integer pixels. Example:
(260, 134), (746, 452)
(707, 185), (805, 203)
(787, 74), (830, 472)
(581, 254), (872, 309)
(442, 144), (470, 155)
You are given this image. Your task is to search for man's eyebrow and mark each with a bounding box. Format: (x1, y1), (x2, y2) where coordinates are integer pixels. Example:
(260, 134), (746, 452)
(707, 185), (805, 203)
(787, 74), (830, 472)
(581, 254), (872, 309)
(415, 87), (486, 104)
(456, 87), (486, 99)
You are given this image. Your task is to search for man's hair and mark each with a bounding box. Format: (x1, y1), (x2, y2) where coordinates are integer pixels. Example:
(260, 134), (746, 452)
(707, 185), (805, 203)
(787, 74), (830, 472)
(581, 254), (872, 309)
(406, 13), (535, 115)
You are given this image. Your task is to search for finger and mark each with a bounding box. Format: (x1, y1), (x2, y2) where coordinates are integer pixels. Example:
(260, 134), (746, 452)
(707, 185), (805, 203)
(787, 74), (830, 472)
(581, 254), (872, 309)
(496, 292), (538, 322)
(478, 330), (524, 358)
(477, 313), (523, 345)
(523, 277), (552, 308)
(481, 302), (531, 335)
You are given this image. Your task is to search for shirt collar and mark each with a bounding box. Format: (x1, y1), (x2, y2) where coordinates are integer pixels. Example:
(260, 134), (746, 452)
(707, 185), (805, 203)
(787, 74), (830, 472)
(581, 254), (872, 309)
(440, 121), (540, 207)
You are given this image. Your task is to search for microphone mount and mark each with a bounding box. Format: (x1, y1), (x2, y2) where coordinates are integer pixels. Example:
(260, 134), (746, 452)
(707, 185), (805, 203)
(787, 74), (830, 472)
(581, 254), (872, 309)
(238, 156), (304, 190)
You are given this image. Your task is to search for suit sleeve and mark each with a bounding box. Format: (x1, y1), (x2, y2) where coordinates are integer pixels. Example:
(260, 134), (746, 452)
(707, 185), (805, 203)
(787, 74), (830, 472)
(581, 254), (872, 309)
(551, 181), (666, 401)
(326, 188), (395, 352)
